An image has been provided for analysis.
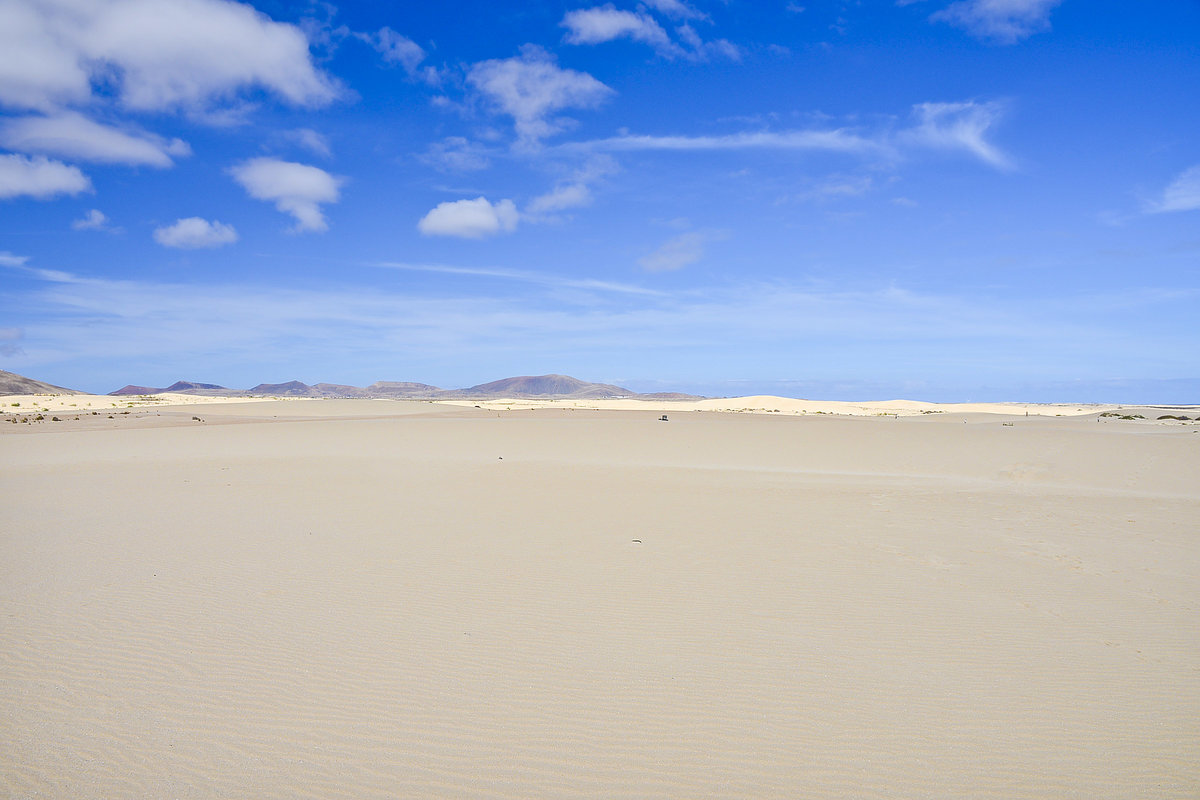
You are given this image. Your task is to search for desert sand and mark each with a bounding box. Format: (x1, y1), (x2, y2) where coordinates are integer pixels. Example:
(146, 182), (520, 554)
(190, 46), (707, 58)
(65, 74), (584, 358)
(2, 397), (1198, 798)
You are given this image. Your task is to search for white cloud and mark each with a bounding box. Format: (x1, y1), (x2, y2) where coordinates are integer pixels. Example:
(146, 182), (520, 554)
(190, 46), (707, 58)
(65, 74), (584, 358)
(931, 0), (1063, 44)
(792, 174), (874, 202)
(576, 100), (1009, 168)
(526, 155), (618, 217)
(561, 4), (737, 61)
(0, 153), (91, 199)
(0, 0), (338, 114)
(153, 216), (238, 248)
(1147, 165), (1200, 214)
(467, 46), (613, 147)
(360, 26), (425, 73)
(282, 128), (331, 158)
(643, 0), (706, 19)
(230, 157), (343, 233)
(0, 111), (190, 167)
(639, 231), (712, 271)
(674, 23), (741, 61)
(901, 101), (1011, 168)
(377, 261), (662, 297)
(561, 6), (673, 48)
(578, 128), (882, 154)
(0, 251), (30, 266)
(417, 196), (519, 239)
(527, 183), (592, 215)
(421, 137), (492, 172)
(72, 209), (109, 230)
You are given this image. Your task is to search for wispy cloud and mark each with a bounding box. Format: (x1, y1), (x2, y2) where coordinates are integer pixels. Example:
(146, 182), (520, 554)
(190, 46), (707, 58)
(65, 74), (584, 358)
(571, 99), (1011, 168)
(526, 155), (618, 218)
(640, 231), (723, 272)
(930, 0), (1063, 44)
(900, 100), (1012, 168)
(562, 6), (673, 49)
(560, 3), (737, 61)
(1145, 165), (1200, 214)
(575, 128), (884, 155)
(376, 262), (663, 296)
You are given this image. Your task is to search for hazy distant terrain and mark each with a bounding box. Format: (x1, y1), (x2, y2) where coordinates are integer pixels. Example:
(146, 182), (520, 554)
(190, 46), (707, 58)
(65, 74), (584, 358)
(106, 373), (694, 400)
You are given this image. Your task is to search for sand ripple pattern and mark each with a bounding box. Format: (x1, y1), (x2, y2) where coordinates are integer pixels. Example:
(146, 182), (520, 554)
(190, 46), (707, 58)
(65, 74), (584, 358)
(2, 413), (1198, 798)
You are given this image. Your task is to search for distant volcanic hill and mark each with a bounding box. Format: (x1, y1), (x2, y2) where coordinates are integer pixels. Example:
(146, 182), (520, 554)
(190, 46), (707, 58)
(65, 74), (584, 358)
(104, 374), (703, 400)
(0, 369), (80, 395)
(246, 380), (316, 397)
(365, 381), (445, 398)
(111, 380), (232, 396)
(460, 374), (635, 398)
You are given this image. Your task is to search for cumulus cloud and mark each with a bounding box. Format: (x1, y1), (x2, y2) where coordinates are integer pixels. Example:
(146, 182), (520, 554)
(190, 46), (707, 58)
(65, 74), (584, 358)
(0, 153), (91, 199)
(901, 100), (1011, 168)
(0, 0), (338, 114)
(0, 111), (190, 167)
(230, 157), (343, 233)
(931, 0), (1063, 44)
(153, 216), (238, 248)
(1146, 165), (1200, 214)
(417, 196), (519, 239)
(467, 46), (613, 147)
(639, 231), (712, 271)
(561, 5), (673, 48)
(72, 209), (109, 230)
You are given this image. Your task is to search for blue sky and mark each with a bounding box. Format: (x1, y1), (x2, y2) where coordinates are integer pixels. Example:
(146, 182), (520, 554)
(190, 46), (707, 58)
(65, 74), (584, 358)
(0, 0), (1197, 401)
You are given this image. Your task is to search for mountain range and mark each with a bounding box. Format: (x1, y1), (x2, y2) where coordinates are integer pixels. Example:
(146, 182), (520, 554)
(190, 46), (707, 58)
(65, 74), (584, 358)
(105, 374), (700, 400)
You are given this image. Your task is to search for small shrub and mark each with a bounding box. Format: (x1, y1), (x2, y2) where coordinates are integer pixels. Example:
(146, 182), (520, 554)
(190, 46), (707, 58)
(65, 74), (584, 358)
(51, 416), (61, 421)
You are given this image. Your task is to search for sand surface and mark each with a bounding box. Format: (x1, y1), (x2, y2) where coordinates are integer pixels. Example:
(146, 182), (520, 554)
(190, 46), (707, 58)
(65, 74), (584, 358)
(2, 399), (1198, 798)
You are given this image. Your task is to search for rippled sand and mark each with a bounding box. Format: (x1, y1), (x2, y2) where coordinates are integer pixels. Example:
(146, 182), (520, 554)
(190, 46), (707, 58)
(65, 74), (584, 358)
(2, 400), (1197, 798)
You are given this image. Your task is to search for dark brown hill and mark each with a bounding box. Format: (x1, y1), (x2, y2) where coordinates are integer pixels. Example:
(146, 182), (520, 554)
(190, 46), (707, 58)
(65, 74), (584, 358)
(0, 369), (79, 395)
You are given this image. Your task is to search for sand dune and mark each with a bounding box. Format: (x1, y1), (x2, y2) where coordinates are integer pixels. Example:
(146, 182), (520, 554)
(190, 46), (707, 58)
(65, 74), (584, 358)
(2, 401), (1197, 798)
